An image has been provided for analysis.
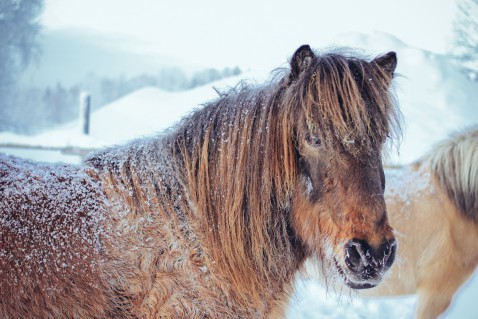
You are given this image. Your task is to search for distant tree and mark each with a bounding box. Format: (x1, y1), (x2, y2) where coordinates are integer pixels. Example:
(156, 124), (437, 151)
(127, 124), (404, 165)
(188, 67), (241, 89)
(452, 0), (478, 74)
(0, 0), (43, 83)
(189, 68), (221, 88)
(0, 0), (44, 131)
(157, 67), (188, 91)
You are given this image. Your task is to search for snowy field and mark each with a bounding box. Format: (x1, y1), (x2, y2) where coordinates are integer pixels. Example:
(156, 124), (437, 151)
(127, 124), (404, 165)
(1, 31), (478, 318)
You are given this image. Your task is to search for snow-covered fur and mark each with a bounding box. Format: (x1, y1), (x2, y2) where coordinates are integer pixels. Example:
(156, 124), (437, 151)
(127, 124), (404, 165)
(0, 45), (400, 318)
(0, 156), (112, 318)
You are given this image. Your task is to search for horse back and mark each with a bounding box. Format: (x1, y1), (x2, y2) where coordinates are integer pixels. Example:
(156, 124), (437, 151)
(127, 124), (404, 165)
(0, 154), (110, 318)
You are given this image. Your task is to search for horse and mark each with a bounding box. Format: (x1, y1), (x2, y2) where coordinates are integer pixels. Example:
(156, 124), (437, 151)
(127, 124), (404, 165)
(0, 45), (401, 318)
(306, 127), (478, 319)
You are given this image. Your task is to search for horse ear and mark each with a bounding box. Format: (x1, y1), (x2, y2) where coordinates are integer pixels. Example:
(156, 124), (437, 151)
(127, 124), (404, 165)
(373, 51), (397, 76)
(290, 44), (316, 80)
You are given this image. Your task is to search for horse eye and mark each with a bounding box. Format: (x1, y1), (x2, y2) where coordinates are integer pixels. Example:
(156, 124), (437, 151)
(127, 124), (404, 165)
(305, 133), (321, 147)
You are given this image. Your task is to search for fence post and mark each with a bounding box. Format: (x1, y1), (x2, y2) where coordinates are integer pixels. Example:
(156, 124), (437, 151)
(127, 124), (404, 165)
(79, 91), (91, 135)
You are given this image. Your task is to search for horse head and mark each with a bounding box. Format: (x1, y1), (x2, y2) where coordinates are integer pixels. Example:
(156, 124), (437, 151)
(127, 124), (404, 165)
(288, 45), (399, 289)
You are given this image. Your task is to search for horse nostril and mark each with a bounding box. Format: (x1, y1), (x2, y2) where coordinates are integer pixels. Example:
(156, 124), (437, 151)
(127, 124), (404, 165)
(344, 239), (368, 271)
(381, 238), (397, 268)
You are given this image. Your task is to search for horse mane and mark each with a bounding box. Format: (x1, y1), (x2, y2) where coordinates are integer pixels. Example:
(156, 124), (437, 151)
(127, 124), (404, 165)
(85, 48), (401, 306)
(422, 127), (478, 222)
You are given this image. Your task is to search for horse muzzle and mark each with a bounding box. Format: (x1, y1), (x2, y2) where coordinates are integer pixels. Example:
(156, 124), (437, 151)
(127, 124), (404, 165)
(336, 238), (397, 289)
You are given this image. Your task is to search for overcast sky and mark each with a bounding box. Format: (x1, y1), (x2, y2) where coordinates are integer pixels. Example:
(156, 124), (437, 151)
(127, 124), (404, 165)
(41, 0), (457, 69)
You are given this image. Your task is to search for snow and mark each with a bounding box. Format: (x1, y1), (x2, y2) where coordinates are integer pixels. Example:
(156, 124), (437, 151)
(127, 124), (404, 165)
(1, 31), (478, 317)
(287, 278), (416, 319)
(0, 147), (82, 164)
(443, 271), (478, 319)
(384, 166), (432, 207)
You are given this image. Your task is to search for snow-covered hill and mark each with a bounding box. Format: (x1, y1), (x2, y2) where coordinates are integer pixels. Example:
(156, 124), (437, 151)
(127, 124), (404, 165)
(88, 74), (252, 146)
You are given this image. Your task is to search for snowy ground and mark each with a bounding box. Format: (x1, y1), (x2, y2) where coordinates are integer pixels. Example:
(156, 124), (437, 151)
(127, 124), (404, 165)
(287, 278), (416, 319)
(1, 32), (478, 318)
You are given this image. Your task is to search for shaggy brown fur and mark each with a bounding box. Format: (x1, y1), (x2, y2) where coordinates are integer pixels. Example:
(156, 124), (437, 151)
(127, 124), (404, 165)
(0, 45), (400, 318)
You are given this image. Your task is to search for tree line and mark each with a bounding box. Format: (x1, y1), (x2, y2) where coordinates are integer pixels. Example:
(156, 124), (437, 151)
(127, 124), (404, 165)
(1, 67), (241, 134)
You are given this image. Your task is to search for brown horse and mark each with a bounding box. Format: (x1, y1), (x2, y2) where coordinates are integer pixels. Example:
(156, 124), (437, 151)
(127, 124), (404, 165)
(0, 45), (400, 318)
(307, 127), (478, 319)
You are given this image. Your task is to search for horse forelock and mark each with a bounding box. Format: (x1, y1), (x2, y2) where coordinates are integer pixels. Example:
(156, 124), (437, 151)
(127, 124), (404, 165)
(285, 51), (401, 159)
(424, 127), (478, 222)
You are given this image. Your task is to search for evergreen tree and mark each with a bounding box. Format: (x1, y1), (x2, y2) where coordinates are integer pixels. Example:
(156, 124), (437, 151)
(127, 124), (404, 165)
(453, 0), (478, 74)
(0, 0), (43, 131)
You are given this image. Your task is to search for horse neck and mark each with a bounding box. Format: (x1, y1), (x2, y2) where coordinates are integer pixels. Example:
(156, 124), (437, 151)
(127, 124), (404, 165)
(163, 87), (306, 302)
(431, 172), (478, 269)
(85, 137), (186, 216)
